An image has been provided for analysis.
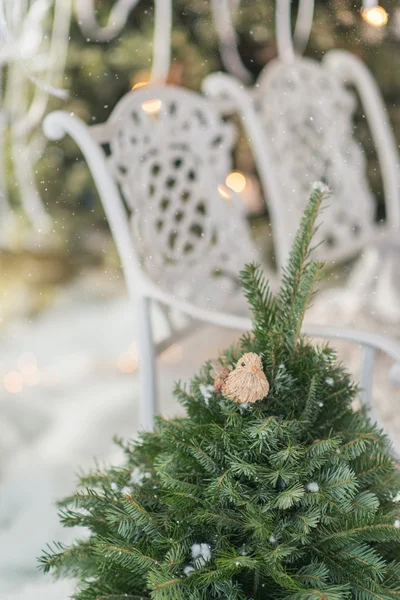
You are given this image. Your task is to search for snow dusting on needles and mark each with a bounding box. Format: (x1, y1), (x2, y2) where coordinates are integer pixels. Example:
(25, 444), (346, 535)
(130, 467), (151, 485)
(191, 543), (212, 567)
(305, 482), (319, 493)
(199, 384), (214, 405)
(312, 181), (331, 194)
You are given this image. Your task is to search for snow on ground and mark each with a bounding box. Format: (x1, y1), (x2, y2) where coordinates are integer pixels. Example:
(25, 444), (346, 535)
(0, 277), (399, 599)
(0, 279), (239, 599)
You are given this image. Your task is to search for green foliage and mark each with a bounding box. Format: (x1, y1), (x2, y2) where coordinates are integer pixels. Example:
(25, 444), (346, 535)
(40, 187), (400, 599)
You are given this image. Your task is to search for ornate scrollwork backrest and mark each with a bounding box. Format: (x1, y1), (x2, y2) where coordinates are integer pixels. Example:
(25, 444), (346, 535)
(253, 56), (376, 266)
(90, 86), (258, 308)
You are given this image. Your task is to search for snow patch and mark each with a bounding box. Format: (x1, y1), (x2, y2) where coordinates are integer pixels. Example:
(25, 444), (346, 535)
(305, 482), (319, 493)
(199, 384), (214, 405)
(191, 542), (211, 567)
(130, 467), (151, 485)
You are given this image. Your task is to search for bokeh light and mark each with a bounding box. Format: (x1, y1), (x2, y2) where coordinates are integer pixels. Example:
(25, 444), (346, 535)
(361, 6), (389, 27)
(225, 171), (247, 193)
(4, 371), (24, 394)
(117, 348), (139, 373)
(141, 99), (162, 114)
(132, 81), (148, 90)
(217, 184), (232, 200)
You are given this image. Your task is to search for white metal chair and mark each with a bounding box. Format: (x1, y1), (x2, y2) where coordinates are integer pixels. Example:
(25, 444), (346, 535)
(43, 84), (270, 430)
(202, 0), (400, 280)
(44, 86), (400, 454)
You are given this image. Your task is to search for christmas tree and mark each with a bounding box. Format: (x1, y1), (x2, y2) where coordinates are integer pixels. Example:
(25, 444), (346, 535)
(40, 186), (400, 600)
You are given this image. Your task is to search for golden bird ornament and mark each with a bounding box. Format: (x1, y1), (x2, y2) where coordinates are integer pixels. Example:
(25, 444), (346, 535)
(213, 352), (269, 404)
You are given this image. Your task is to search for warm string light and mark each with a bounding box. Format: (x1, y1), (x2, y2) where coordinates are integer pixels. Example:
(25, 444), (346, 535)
(141, 99), (162, 115)
(225, 171), (247, 194)
(117, 343), (138, 373)
(217, 184), (232, 200)
(130, 70), (150, 90)
(361, 5), (389, 27)
(4, 371), (24, 394)
(3, 352), (40, 393)
(218, 171), (264, 214)
(2, 343), (146, 393)
(132, 81), (148, 91)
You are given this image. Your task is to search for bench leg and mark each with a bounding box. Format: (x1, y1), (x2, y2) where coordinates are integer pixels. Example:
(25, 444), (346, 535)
(136, 295), (157, 431)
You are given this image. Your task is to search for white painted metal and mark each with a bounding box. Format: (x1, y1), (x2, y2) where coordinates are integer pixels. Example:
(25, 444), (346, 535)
(363, 0), (378, 9)
(324, 50), (400, 232)
(304, 325), (400, 458)
(276, 0), (315, 62)
(136, 295), (157, 431)
(210, 0), (252, 84)
(211, 0), (314, 81)
(292, 0), (315, 56)
(44, 100), (400, 451)
(204, 0), (399, 288)
(75, 0), (172, 84)
(43, 85), (265, 428)
(150, 0), (172, 83)
(276, 0), (295, 63)
(75, 0), (140, 42)
(0, 0), (71, 238)
(15, 0), (71, 136)
(204, 48), (400, 280)
(360, 345), (375, 415)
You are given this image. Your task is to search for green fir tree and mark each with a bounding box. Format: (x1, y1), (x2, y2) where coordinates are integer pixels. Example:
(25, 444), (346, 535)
(40, 186), (400, 600)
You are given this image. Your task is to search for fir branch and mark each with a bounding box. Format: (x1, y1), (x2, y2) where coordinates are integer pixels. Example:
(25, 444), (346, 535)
(239, 263), (277, 336)
(276, 186), (327, 349)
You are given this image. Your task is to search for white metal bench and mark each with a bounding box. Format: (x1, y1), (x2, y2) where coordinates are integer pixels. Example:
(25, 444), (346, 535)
(203, 51), (400, 273)
(43, 85), (270, 430)
(202, 0), (400, 325)
(44, 87), (400, 453)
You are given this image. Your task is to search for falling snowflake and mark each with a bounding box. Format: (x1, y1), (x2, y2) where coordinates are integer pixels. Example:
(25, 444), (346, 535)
(325, 377), (334, 386)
